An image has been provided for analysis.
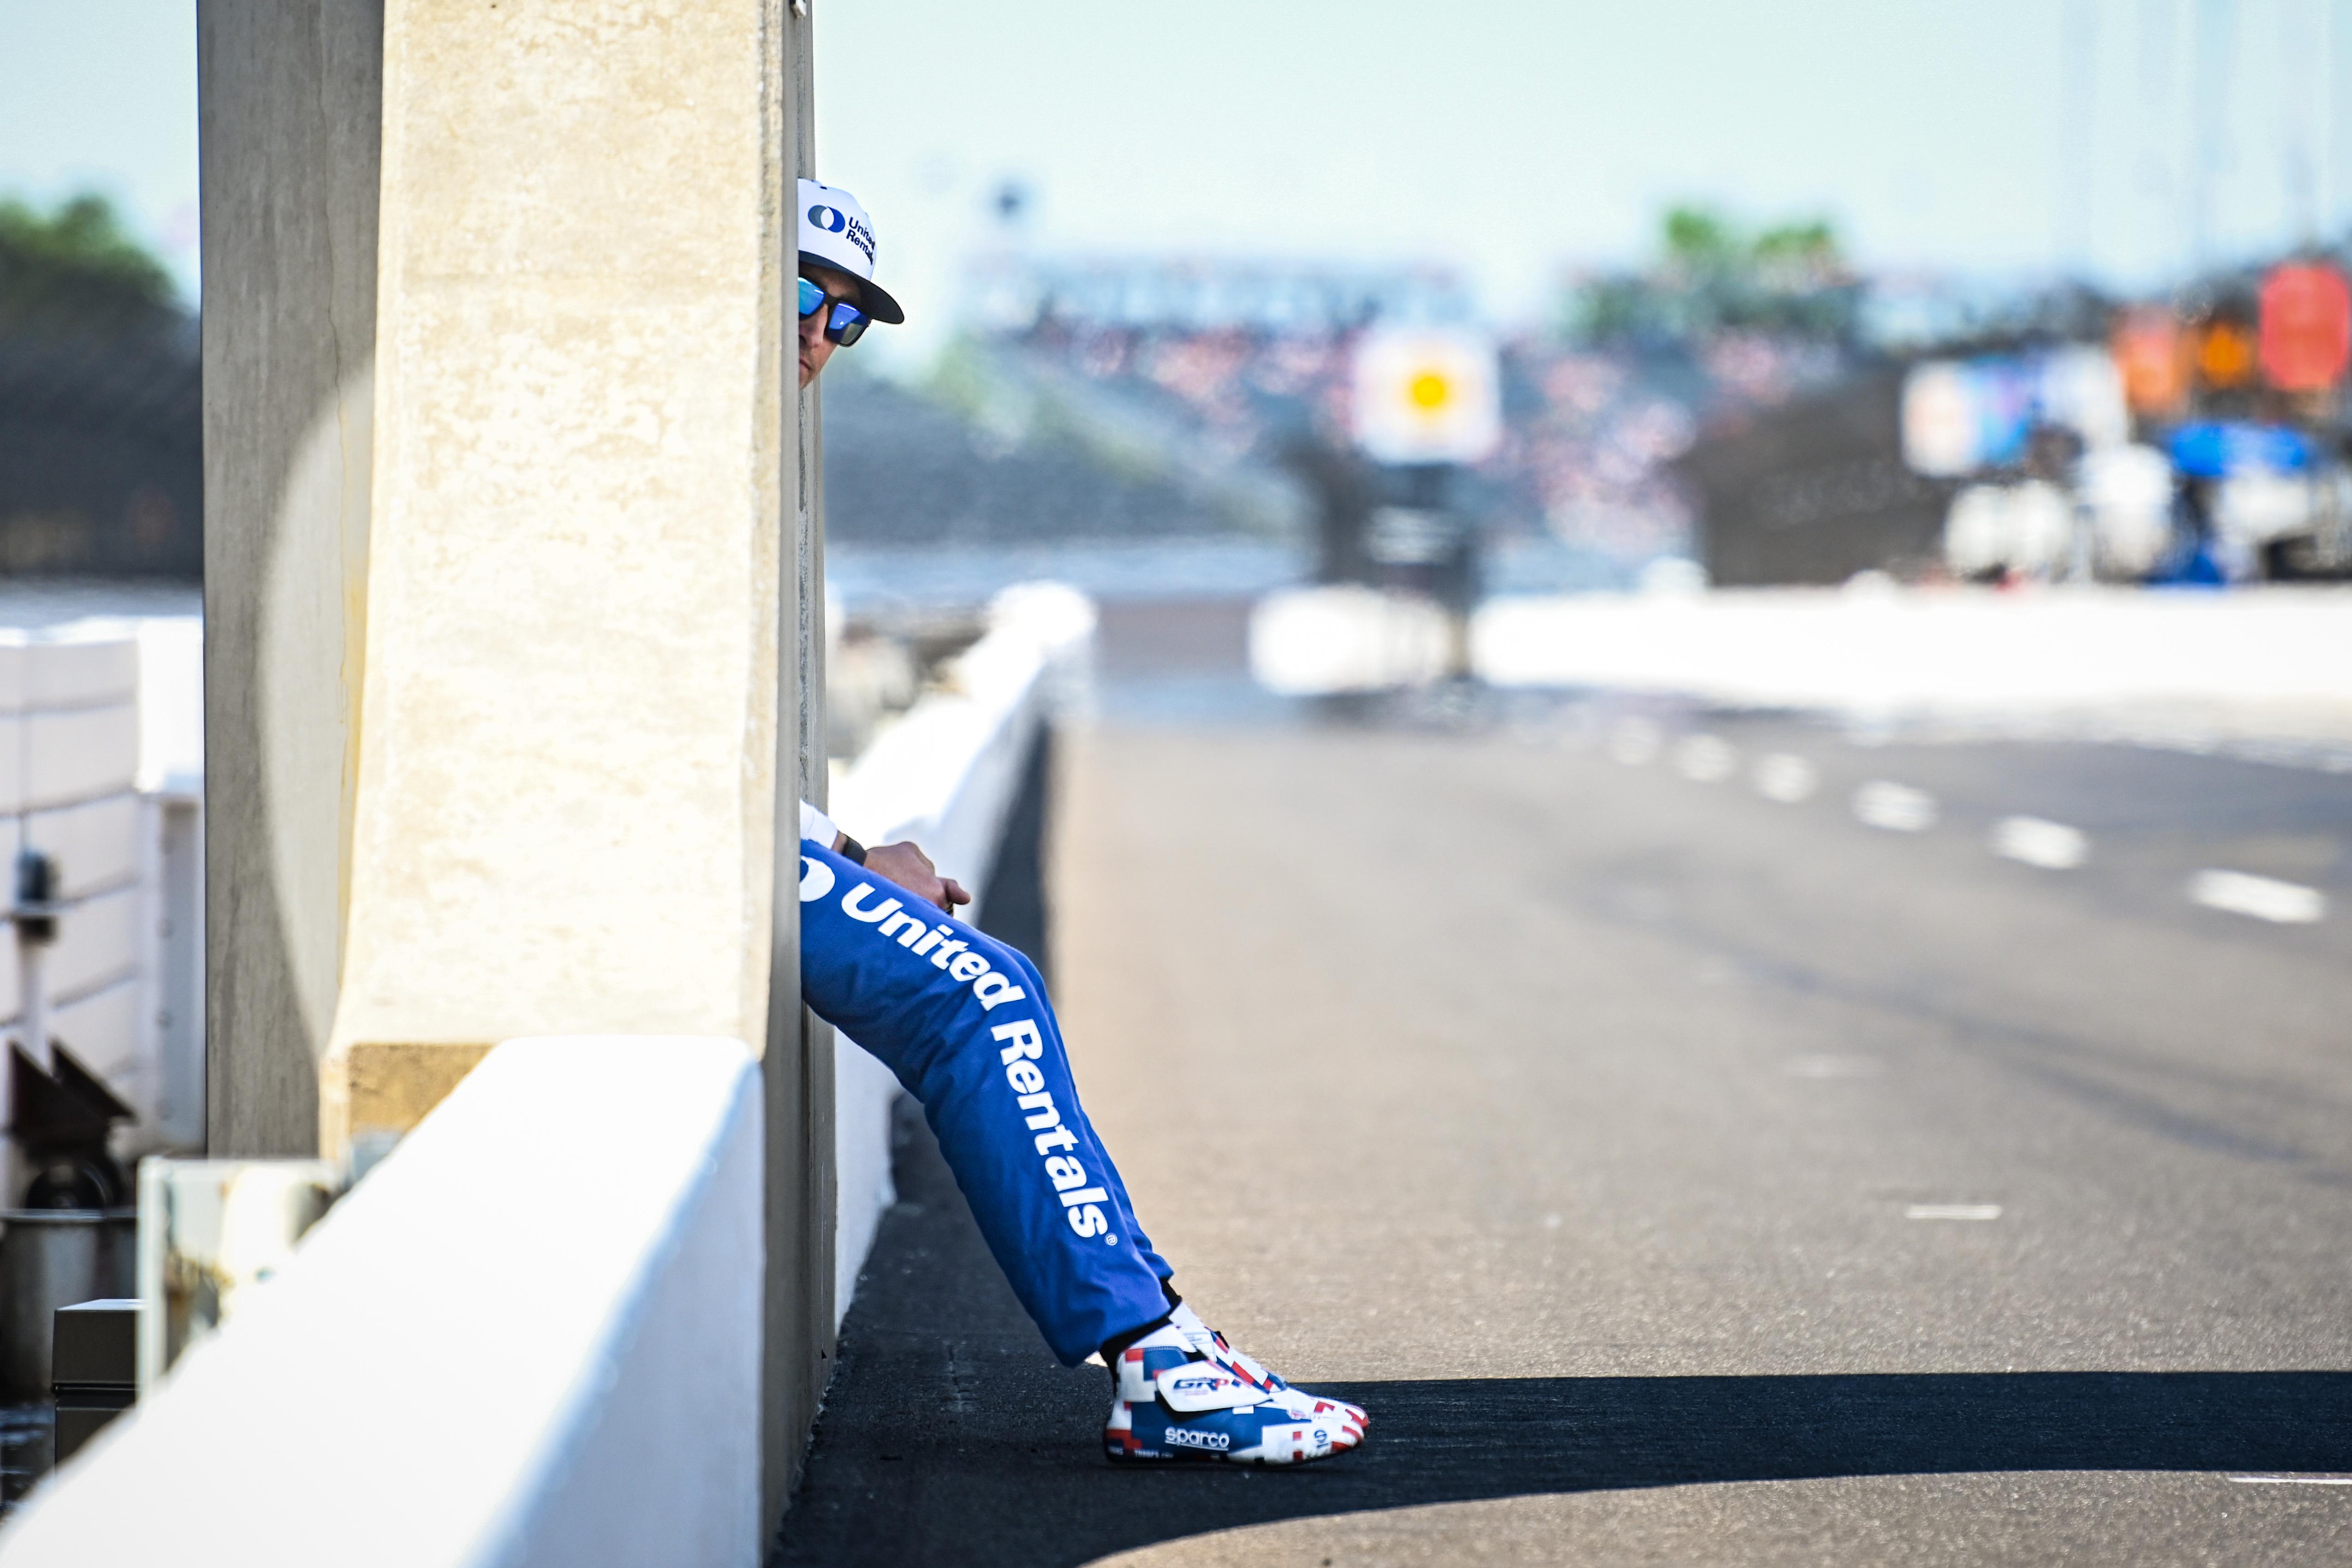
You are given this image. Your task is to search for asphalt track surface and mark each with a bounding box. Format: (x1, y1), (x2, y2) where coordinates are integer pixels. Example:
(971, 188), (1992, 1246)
(777, 700), (2352, 1567)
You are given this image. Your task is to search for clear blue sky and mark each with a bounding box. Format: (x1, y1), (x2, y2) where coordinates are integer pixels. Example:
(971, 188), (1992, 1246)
(0, 0), (198, 299)
(5, 0), (2346, 346)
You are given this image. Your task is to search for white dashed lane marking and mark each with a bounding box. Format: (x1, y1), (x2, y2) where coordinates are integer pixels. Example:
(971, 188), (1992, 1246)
(1608, 719), (1662, 765)
(1675, 734), (1736, 781)
(2187, 870), (2328, 924)
(1753, 752), (1819, 802)
(1853, 781), (1938, 832)
(1786, 1055), (1880, 1079)
(2226, 1476), (2352, 1486)
(1905, 1204), (2001, 1221)
(1634, 743), (2330, 931)
(1989, 816), (2089, 870)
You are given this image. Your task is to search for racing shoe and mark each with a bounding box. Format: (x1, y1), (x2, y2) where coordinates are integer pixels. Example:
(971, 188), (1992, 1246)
(1165, 1303), (1369, 1434)
(1103, 1322), (1363, 1466)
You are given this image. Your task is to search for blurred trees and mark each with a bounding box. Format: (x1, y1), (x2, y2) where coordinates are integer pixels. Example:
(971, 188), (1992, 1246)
(1575, 204), (1855, 348)
(0, 193), (179, 337)
(0, 194), (200, 578)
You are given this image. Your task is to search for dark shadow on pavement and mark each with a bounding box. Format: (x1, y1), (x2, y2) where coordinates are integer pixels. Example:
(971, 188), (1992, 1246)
(772, 1107), (2352, 1568)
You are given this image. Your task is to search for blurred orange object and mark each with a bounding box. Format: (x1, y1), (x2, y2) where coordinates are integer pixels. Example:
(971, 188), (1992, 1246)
(2259, 262), (2352, 392)
(2111, 308), (2186, 416)
(2194, 318), (2259, 390)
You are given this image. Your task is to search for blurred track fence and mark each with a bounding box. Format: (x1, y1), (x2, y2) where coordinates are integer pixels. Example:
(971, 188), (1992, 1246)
(0, 617), (204, 1165)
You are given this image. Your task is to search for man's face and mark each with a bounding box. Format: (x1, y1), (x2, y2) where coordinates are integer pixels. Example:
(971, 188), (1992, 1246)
(799, 263), (862, 388)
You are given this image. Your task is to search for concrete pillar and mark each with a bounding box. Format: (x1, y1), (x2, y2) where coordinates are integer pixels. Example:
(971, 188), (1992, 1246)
(202, 0), (829, 1520)
(322, 0), (803, 1138)
(197, 0), (385, 1157)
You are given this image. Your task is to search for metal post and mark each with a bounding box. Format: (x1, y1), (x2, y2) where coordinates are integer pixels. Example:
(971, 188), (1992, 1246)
(761, 0), (830, 1536)
(15, 847), (59, 1070)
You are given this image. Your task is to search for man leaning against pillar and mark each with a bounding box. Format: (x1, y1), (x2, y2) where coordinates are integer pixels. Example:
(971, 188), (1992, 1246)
(788, 181), (1368, 1467)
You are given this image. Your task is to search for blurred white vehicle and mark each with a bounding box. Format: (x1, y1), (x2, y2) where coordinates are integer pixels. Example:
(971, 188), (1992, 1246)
(1249, 585), (1451, 695)
(2077, 443), (2174, 578)
(2215, 470), (2319, 552)
(1943, 481), (2072, 578)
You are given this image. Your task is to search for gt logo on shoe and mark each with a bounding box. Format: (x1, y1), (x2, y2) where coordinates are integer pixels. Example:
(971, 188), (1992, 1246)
(1164, 1428), (1231, 1450)
(1157, 1365), (1262, 1412)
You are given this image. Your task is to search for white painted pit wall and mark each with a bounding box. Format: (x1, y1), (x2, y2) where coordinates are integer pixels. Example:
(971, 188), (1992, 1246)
(0, 1035), (763, 1568)
(823, 583), (1096, 1323)
(1471, 585), (2352, 724)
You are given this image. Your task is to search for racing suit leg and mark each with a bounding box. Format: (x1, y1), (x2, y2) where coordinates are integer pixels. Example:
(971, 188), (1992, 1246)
(981, 935), (1172, 1284)
(797, 840), (1172, 1365)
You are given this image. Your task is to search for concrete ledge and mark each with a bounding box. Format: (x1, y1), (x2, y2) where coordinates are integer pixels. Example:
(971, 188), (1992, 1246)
(332, 1040), (498, 1153)
(0, 1035), (763, 1568)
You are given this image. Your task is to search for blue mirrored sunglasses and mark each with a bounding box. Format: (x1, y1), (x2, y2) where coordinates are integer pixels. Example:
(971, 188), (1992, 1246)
(798, 275), (870, 346)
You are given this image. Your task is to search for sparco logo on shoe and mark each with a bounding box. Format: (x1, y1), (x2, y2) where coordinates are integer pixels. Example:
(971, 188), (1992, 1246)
(1164, 1428), (1231, 1451)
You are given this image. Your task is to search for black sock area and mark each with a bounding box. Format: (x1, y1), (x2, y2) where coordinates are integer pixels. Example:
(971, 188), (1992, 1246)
(1097, 1311), (1173, 1367)
(1160, 1277), (1183, 1310)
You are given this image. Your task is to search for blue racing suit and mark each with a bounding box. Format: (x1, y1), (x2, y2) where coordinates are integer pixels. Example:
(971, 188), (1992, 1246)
(797, 838), (1174, 1365)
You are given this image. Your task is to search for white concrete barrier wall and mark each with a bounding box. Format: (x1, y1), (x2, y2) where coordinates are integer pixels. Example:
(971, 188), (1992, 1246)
(823, 583), (1095, 1324)
(1472, 585), (2352, 726)
(0, 1035), (764, 1568)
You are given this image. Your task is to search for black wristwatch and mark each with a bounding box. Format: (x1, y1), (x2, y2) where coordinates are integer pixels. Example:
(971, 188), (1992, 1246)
(839, 834), (868, 865)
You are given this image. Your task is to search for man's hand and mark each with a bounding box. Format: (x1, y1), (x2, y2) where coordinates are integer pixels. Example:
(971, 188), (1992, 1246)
(863, 839), (971, 915)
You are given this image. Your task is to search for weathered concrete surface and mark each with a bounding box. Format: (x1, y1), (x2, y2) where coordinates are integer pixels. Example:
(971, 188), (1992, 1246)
(198, 0), (383, 1155)
(781, 713), (2352, 1566)
(324, 0), (804, 1149)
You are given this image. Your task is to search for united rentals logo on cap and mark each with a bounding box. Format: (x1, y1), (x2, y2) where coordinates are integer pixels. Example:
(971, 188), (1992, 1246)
(806, 201), (875, 265)
(798, 179), (904, 324)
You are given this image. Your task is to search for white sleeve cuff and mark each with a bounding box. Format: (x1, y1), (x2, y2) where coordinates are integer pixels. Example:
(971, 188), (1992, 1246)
(798, 799), (838, 848)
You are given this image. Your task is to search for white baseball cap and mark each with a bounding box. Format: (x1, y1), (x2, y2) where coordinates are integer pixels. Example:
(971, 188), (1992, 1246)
(798, 178), (905, 324)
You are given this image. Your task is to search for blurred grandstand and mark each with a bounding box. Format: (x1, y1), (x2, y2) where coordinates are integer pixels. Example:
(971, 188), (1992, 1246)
(829, 208), (1885, 592)
(825, 202), (2352, 596)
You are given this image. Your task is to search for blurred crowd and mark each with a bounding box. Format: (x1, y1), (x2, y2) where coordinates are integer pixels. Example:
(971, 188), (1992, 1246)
(950, 206), (2352, 591)
(957, 213), (1861, 566)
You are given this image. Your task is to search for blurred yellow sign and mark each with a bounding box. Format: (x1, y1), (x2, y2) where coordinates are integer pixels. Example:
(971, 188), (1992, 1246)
(1352, 328), (1502, 464)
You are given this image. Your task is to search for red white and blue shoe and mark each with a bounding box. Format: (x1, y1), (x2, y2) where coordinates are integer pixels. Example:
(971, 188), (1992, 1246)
(1166, 1304), (1369, 1434)
(1103, 1310), (1368, 1466)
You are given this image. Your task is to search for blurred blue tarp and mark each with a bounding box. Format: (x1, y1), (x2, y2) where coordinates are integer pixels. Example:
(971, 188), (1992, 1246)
(2167, 422), (2313, 479)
